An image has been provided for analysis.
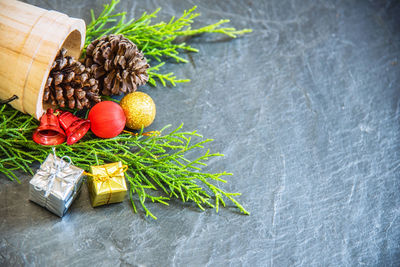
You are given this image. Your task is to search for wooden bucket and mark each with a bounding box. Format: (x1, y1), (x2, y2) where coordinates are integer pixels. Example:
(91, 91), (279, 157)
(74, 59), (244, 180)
(0, 0), (86, 119)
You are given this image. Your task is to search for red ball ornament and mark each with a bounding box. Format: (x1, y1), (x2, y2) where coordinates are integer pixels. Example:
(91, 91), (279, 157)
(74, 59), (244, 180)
(88, 101), (126, 138)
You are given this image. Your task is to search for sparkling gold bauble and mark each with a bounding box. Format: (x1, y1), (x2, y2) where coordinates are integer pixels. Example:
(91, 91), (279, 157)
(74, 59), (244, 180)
(120, 92), (156, 130)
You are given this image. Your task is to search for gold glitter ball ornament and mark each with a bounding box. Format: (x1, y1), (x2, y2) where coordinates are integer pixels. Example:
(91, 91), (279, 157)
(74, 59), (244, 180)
(120, 92), (156, 130)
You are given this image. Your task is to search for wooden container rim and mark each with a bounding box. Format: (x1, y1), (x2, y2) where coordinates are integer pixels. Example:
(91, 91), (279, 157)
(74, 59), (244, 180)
(34, 14), (86, 119)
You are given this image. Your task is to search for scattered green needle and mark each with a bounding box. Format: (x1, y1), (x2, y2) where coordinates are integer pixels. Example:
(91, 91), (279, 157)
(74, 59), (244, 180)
(0, 0), (251, 219)
(0, 104), (249, 219)
(84, 0), (252, 87)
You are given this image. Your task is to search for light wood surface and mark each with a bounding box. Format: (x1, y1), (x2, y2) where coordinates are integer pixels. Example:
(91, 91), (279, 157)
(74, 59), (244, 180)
(0, 0), (86, 119)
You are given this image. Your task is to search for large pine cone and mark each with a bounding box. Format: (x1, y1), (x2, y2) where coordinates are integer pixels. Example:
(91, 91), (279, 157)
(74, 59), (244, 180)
(43, 48), (101, 110)
(84, 34), (149, 96)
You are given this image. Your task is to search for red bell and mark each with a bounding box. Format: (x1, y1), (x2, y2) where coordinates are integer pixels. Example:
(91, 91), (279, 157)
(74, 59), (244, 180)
(58, 111), (90, 145)
(32, 108), (66, 145)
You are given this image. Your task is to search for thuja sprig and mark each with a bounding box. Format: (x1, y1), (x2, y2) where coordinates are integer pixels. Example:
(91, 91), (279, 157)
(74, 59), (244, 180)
(147, 62), (190, 86)
(0, 104), (249, 218)
(85, 0), (252, 86)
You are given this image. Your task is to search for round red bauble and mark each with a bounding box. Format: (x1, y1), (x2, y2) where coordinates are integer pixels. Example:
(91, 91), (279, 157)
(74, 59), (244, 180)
(88, 101), (126, 138)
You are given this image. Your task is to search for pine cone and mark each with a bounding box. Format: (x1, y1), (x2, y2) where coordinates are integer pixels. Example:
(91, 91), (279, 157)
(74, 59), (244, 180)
(43, 48), (101, 110)
(84, 34), (149, 96)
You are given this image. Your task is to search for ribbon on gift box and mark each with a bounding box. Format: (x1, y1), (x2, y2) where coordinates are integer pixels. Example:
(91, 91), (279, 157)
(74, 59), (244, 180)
(34, 147), (76, 198)
(84, 164), (128, 204)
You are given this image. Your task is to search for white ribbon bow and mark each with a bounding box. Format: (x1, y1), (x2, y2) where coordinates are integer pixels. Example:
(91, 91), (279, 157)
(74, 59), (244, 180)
(34, 147), (73, 198)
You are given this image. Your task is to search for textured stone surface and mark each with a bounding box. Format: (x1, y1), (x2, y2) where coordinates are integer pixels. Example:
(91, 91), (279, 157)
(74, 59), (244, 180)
(1, 0), (400, 266)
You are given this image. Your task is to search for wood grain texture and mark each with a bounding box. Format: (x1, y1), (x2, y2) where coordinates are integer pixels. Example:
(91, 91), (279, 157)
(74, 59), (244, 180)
(0, 0), (85, 119)
(1, 0), (400, 266)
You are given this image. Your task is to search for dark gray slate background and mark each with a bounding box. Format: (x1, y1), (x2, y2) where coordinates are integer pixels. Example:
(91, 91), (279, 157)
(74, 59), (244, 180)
(1, 0), (400, 266)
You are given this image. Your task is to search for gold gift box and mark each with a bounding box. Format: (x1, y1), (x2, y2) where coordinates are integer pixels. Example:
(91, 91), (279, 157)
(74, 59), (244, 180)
(87, 162), (127, 207)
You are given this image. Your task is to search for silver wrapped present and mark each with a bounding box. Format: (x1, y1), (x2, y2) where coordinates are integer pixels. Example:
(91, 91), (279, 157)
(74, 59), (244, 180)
(29, 148), (84, 217)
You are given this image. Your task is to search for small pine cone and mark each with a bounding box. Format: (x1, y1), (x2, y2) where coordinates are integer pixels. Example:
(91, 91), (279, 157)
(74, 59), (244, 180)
(84, 34), (149, 96)
(43, 48), (101, 110)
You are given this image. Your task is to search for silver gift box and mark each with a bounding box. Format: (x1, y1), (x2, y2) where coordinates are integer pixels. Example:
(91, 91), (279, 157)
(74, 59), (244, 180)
(29, 151), (84, 217)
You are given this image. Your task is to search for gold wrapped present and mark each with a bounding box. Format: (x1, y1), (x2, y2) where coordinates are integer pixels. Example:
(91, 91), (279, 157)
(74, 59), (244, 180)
(87, 162), (128, 207)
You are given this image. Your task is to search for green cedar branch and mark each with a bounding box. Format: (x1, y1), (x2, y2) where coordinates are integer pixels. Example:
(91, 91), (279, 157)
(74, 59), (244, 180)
(0, 104), (249, 218)
(84, 0), (252, 86)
